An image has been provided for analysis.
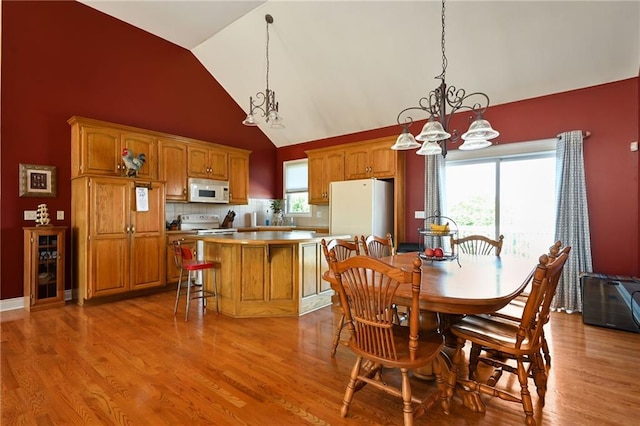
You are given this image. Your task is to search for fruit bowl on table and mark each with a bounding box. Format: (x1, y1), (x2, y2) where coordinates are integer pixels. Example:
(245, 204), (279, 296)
(418, 252), (453, 261)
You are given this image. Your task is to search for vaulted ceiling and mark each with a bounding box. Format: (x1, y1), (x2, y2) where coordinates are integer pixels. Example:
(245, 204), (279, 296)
(80, 1), (639, 148)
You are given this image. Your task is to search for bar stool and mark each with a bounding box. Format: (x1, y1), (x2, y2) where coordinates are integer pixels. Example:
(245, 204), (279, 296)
(172, 240), (221, 321)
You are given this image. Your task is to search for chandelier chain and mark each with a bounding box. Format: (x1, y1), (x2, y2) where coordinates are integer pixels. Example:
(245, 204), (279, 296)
(265, 17), (270, 93)
(439, 0), (447, 81)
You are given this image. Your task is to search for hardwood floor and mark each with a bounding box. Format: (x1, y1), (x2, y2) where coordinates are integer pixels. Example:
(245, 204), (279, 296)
(2, 290), (639, 425)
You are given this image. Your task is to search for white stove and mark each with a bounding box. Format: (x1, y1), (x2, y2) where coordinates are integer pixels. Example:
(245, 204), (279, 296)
(178, 214), (237, 235)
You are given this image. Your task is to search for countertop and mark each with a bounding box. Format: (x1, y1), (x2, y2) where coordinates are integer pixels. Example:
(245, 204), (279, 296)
(198, 231), (349, 244)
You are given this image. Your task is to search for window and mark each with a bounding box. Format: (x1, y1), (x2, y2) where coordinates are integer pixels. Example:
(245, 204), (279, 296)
(283, 159), (311, 215)
(445, 149), (556, 258)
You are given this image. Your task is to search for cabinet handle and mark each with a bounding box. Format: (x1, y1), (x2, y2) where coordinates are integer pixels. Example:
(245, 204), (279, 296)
(130, 226), (135, 234)
(183, 187), (187, 195)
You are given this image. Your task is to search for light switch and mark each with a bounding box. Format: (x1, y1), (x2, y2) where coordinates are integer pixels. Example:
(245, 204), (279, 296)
(57, 210), (64, 220)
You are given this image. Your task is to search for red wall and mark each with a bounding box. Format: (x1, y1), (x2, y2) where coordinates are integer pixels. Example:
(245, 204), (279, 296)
(279, 79), (640, 277)
(1, 1), (276, 299)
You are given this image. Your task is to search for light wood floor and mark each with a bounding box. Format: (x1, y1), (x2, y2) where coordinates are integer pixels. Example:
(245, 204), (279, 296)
(2, 290), (639, 425)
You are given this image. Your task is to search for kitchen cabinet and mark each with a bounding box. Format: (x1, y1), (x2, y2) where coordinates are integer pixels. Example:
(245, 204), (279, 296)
(307, 148), (345, 204)
(343, 139), (396, 180)
(71, 176), (166, 305)
(159, 138), (188, 201)
(187, 144), (228, 180)
(23, 226), (66, 311)
(228, 150), (250, 204)
(69, 116), (158, 180)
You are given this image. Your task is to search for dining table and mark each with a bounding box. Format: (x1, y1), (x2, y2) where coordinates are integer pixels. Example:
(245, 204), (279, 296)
(322, 251), (537, 413)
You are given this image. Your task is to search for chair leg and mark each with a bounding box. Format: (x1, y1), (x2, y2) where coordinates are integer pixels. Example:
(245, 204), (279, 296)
(541, 330), (551, 367)
(516, 358), (536, 426)
(174, 269), (184, 315)
(468, 344), (481, 380)
(331, 313), (346, 357)
(185, 271), (192, 321)
(341, 356), (363, 418)
(445, 337), (466, 414)
(213, 267), (219, 313)
(400, 368), (414, 426)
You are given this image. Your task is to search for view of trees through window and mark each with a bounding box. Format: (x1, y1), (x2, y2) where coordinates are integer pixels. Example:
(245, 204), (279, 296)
(283, 159), (311, 215)
(445, 154), (556, 258)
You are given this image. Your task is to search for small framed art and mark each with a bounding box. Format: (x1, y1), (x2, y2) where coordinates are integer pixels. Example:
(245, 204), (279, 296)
(19, 164), (57, 197)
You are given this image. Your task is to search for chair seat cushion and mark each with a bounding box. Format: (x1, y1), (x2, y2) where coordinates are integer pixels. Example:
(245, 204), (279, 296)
(451, 314), (540, 354)
(349, 325), (444, 369)
(183, 260), (220, 271)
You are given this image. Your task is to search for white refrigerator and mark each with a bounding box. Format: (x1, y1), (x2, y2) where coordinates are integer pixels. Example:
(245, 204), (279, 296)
(329, 178), (393, 237)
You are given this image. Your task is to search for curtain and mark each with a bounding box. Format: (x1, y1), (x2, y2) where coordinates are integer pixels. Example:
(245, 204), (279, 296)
(423, 154), (446, 249)
(553, 130), (593, 313)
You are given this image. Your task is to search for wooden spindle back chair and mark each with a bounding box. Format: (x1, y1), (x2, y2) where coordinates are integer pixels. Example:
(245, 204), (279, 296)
(360, 233), (395, 258)
(327, 251), (446, 426)
(446, 247), (570, 426)
(450, 234), (504, 256)
(321, 237), (360, 356)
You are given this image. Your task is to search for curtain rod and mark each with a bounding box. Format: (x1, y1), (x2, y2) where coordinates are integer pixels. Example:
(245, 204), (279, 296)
(557, 130), (591, 139)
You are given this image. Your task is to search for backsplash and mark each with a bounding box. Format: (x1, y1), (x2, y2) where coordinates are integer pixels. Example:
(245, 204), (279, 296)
(166, 198), (329, 228)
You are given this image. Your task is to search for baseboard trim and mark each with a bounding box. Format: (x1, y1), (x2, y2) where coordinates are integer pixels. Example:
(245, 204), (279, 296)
(0, 290), (73, 312)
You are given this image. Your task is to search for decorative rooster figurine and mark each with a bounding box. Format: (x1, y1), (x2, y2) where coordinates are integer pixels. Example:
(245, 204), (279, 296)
(121, 148), (146, 177)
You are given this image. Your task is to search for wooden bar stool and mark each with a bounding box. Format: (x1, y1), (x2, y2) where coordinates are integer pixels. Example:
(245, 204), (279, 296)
(172, 240), (221, 321)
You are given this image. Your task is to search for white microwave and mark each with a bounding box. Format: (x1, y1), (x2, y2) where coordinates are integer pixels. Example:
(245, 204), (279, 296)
(187, 178), (229, 203)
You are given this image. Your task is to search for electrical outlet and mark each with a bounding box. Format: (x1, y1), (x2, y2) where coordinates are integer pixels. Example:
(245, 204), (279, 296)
(414, 211), (426, 219)
(316, 211), (322, 218)
(631, 141), (638, 152)
(24, 210), (37, 220)
(57, 210), (64, 220)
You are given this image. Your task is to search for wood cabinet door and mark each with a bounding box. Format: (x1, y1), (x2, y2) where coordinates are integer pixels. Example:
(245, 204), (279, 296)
(187, 145), (210, 178)
(325, 150), (345, 198)
(208, 148), (229, 180)
(369, 141), (396, 178)
(121, 131), (157, 180)
(88, 178), (130, 297)
(159, 139), (188, 201)
(343, 145), (370, 180)
(308, 154), (327, 204)
(81, 125), (122, 176)
(228, 152), (249, 204)
(130, 181), (165, 290)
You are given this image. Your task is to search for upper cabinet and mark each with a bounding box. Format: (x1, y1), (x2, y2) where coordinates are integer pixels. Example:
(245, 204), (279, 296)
(158, 138), (188, 201)
(343, 139), (396, 180)
(187, 144), (228, 180)
(69, 116), (252, 205)
(69, 117), (157, 180)
(307, 148), (345, 204)
(228, 150), (250, 204)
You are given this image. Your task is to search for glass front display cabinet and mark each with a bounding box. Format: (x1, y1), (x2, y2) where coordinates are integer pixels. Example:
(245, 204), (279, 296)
(23, 226), (66, 311)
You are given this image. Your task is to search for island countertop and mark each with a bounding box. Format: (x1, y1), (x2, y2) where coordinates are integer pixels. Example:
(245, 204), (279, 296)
(198, 231), (350, 244)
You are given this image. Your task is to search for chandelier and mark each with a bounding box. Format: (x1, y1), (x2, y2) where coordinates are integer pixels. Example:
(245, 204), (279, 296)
(242, 14), (284, 129)
(391, 0), (498, 157)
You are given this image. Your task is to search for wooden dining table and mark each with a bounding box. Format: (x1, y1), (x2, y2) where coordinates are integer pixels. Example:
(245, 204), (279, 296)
(323, 251), (537, 413)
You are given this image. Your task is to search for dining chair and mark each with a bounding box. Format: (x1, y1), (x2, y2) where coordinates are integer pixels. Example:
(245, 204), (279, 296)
(446, 247), (570, 426)
(172, 240), (221, 321)
(360, 233), (405, 324)
(360, 233), (395, 258)
(489, 241), (565, 367)
(320, 237), (360, 357)
(450, 234), (504, 256)
(327, 251), (446, 426)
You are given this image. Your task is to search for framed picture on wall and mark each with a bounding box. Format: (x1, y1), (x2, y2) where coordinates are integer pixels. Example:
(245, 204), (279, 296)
(19, 163), (57, 197)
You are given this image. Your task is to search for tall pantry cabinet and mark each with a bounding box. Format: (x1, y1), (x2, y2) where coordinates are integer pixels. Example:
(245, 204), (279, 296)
(70, 116), (166, 305)
(71, 177), (166, 305)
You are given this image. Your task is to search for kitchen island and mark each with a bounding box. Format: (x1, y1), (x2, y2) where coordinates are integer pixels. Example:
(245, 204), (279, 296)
(198, 231), (349, 318)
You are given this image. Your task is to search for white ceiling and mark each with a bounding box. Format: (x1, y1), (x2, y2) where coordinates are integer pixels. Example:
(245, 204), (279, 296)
(81, 1), (639, 148)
